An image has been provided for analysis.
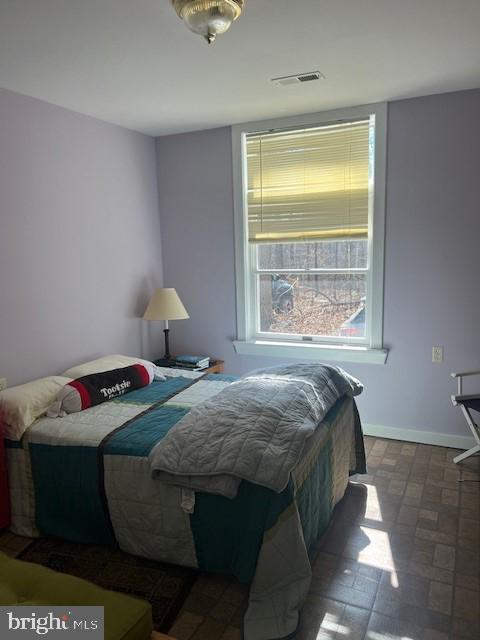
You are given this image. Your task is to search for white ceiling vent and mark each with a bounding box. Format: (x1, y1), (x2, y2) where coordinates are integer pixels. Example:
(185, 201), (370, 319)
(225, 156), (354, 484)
(272, 71), (325, 87)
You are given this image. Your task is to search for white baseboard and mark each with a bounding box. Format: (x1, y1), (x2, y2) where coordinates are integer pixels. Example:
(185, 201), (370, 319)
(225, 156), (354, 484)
(363, 423), (475, 451)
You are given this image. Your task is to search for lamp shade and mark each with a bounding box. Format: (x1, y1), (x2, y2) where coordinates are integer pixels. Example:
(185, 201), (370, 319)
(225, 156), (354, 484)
(143, 288), (189, 321)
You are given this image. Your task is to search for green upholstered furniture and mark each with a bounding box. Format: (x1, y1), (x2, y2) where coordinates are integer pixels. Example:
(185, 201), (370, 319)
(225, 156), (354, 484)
(0, 551), (153, 640)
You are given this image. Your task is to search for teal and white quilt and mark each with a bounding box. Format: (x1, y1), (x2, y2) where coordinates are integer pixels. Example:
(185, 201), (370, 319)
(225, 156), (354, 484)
(6, 368), (365, 640)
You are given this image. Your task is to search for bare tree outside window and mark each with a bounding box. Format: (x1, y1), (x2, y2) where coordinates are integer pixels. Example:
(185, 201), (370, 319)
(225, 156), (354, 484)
(257, 240), (367, 338)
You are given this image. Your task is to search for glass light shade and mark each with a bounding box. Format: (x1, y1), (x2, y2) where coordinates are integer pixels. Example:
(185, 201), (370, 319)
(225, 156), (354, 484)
(172, 0), (244, 43)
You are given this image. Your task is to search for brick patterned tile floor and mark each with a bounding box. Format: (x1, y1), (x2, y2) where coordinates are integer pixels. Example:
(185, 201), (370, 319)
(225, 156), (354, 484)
(1, 436), (479, 640)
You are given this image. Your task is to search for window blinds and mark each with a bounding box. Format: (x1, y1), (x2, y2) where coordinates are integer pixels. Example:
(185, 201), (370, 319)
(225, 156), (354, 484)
(246, 119), (371, 243)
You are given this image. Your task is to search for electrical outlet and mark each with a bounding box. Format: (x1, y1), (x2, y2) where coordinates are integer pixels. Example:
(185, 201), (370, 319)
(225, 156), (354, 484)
(432, 346), (444, 364)
(0, 378), (7, 391)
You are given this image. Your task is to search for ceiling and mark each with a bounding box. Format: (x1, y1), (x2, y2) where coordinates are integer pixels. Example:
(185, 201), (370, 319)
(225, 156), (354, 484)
(1, 1), (479, 136)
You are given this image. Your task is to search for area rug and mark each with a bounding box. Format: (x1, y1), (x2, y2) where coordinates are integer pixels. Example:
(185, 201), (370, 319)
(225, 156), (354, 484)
(19, 538), (198, 633)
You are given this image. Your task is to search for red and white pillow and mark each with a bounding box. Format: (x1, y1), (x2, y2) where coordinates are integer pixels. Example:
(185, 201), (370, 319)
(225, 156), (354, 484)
(47, 363), (155, 417)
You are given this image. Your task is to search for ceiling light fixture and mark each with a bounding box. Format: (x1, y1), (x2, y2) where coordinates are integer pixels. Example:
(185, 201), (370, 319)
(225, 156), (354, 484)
(172, 0), (244, 44)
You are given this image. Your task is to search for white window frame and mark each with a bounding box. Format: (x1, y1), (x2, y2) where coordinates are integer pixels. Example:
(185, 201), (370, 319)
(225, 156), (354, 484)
(232, 103), (388, 365)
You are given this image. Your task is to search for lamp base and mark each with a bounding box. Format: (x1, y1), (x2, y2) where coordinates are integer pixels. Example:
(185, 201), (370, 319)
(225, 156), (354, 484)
(163, 328), (171, 360)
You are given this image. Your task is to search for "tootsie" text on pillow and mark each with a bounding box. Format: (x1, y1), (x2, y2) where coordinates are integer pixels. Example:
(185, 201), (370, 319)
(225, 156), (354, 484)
(47, 364), (155, 417)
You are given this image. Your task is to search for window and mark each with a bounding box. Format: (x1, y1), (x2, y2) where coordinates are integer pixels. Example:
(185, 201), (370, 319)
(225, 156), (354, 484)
(232, 105), (388, 364)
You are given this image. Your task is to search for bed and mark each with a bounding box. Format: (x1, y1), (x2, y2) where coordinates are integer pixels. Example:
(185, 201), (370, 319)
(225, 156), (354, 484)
(4, 363), (366, 640)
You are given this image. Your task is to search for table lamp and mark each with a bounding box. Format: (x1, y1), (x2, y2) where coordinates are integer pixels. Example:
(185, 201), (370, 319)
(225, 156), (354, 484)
(143, 288), (189, 360)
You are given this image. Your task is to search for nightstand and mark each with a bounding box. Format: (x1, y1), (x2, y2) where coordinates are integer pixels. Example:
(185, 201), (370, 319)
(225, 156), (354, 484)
(154, 359), (225, 374)
(203, 360), (225, 374)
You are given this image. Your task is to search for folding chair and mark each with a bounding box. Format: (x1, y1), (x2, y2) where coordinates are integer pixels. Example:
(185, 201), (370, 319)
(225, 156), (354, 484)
(451, 370), (480, 463)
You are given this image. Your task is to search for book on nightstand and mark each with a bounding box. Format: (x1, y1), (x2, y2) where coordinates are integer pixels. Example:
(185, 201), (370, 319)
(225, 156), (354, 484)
(174, 355), (210, 369)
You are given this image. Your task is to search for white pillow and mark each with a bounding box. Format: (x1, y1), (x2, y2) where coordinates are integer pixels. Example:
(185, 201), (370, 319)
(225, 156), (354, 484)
(62, 355), (158, 379)
(0, 376), (72, 440)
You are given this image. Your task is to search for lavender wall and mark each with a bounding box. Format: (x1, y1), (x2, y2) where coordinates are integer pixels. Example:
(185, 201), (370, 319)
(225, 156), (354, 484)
(0, 88), (163, 385)
(156, 89), (480, 442)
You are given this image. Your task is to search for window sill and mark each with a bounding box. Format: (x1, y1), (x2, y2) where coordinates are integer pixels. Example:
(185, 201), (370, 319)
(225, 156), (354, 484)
(233, 339), (388, 365)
